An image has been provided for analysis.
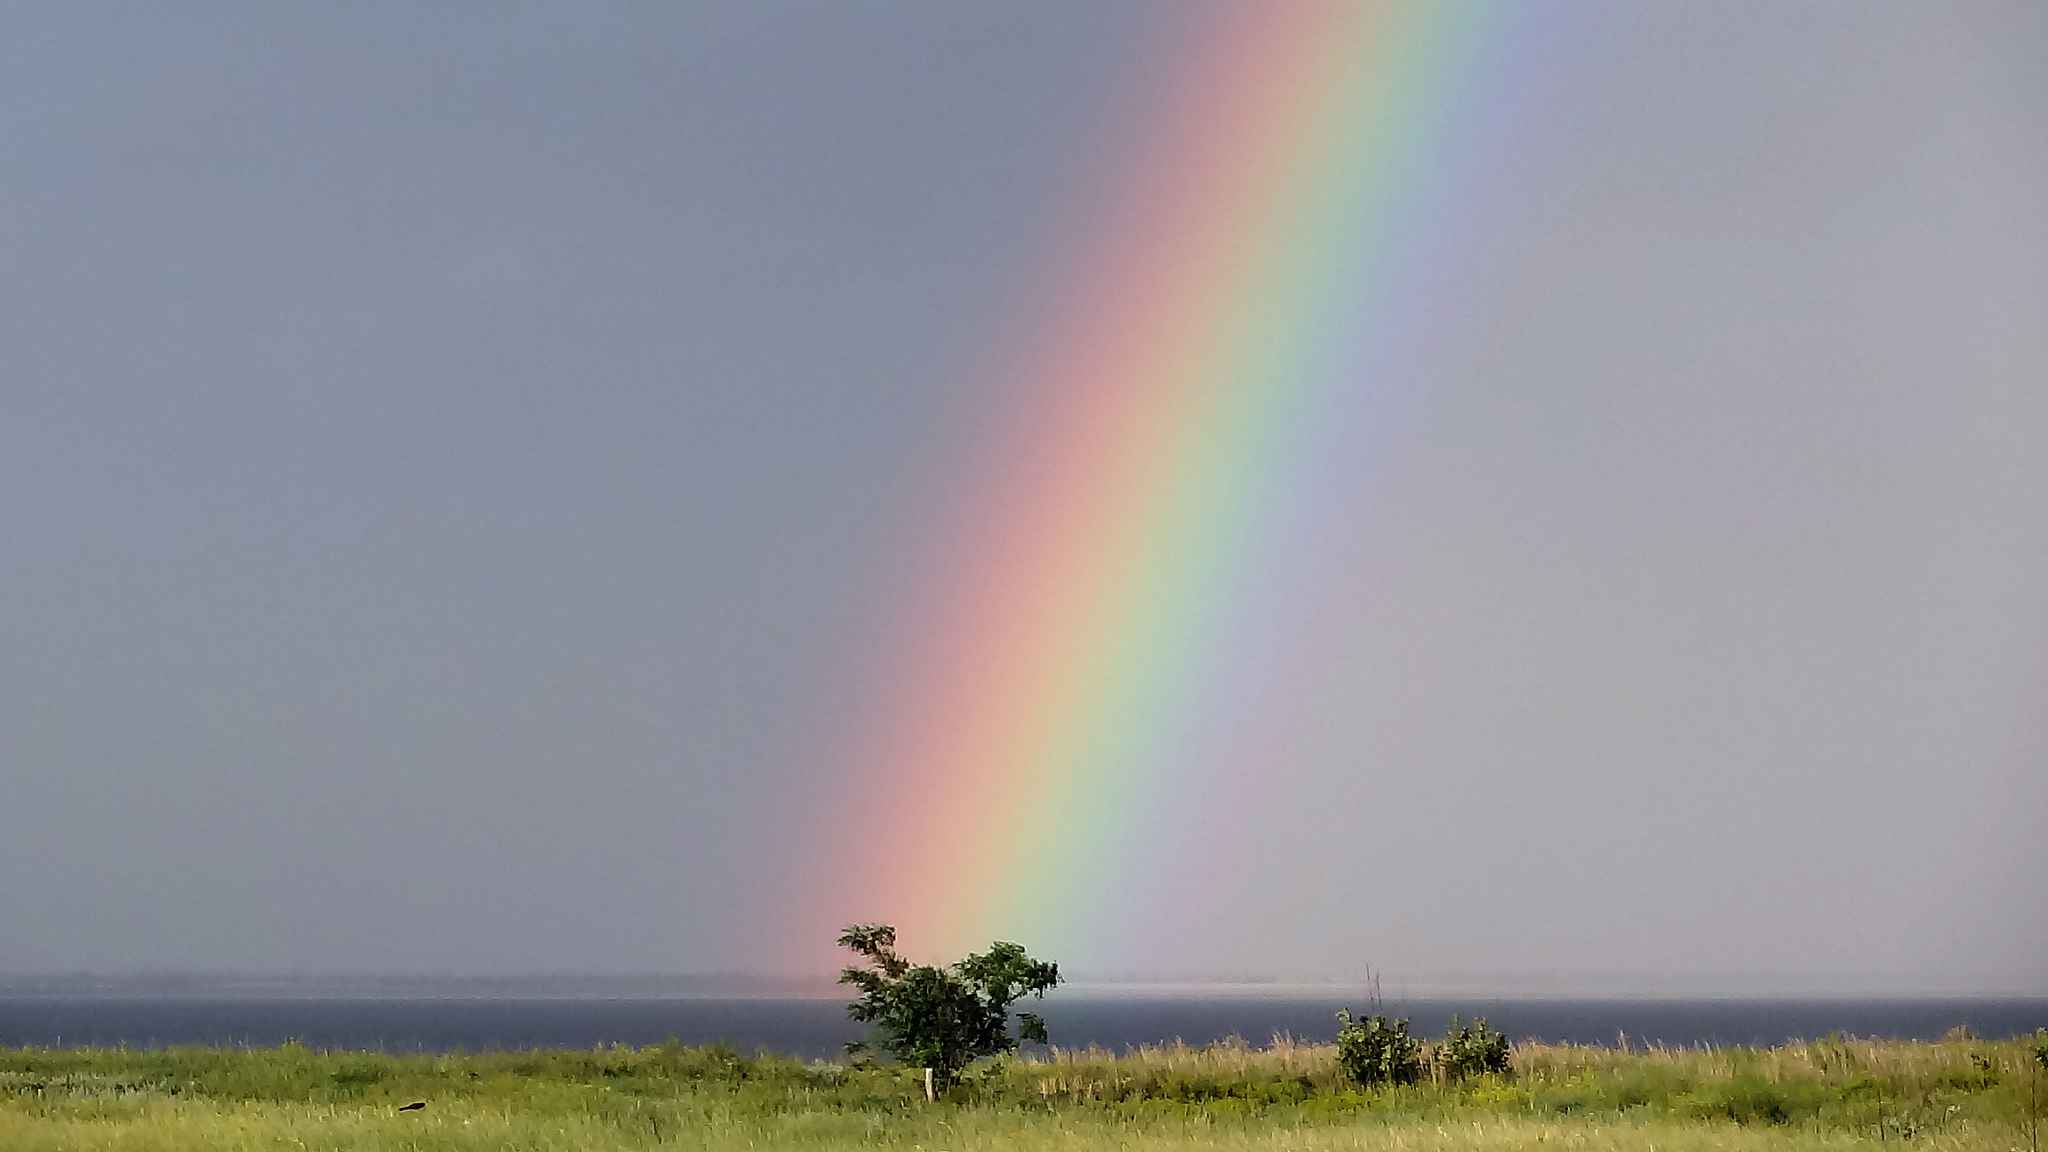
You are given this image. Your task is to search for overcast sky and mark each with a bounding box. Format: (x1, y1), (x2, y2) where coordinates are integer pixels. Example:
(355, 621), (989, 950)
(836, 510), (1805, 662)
(1, 3), (2042, 992)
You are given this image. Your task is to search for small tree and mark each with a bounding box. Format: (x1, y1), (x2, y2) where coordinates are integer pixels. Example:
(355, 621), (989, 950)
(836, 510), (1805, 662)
(1335, 1009), (1422, 1087)
(837, 923), (1060, 1091)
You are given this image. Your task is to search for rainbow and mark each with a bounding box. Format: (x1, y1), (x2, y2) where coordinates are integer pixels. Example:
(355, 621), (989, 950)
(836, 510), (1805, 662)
(814, 2), (1521, 965)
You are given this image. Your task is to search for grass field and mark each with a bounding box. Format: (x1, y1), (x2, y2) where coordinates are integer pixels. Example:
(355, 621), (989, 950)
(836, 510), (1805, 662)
(3, 1031), (2043, 1151)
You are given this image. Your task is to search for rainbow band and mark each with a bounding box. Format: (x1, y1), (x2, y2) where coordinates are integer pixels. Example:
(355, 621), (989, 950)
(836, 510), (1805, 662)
(823, 2), (1506, 962)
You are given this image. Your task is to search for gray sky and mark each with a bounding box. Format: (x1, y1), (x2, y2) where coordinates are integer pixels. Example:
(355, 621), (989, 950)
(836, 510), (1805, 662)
(2, 3), (2043, 992)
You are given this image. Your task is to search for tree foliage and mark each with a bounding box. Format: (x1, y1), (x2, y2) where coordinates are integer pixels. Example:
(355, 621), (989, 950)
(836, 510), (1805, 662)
(1334, 1010), (1422, 1087)
(1439, 1016), (1512, 1080)
(837, 923), (1060, 1088)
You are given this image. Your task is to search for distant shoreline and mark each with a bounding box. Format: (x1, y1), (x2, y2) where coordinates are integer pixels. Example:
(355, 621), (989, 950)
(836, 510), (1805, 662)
(5, 975), (2043, 1001)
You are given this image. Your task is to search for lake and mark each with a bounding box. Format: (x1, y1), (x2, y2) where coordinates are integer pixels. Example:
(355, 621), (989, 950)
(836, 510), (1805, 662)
(3, 996), (2043, 1057)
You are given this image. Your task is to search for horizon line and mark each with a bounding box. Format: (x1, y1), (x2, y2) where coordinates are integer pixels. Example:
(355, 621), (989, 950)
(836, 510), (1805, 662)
(5, 971), (2042, 1000)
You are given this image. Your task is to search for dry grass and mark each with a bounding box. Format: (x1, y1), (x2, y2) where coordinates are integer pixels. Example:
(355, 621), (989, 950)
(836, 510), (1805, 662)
(1, 1033), (2041, 1152)
(0, 1098), (2028, 1152)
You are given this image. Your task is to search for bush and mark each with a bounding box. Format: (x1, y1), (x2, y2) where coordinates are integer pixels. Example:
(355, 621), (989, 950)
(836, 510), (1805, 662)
(1679, 1075), (1827, 1126)
(1440, 1016), (1511, 1081)
(1335, 1011), (1421, 1087)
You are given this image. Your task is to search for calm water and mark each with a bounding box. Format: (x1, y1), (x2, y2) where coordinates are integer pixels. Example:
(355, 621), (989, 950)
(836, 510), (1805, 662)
(3, 998), (2043, 1057)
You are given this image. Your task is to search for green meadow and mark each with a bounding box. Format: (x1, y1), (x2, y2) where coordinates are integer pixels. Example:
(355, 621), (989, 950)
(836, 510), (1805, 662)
(2, 1032), (2044, 1152)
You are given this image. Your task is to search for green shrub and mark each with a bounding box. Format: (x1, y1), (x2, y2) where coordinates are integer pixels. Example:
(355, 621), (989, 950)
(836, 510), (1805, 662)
(1334, 1011), (1420, 1087)
(1678, 1074), (1826, 1126)
(1439, 1017), (1510, 1081)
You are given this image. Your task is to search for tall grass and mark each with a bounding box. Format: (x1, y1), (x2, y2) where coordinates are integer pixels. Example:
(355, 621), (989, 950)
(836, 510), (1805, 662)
(1, 1032), (2041, 1151)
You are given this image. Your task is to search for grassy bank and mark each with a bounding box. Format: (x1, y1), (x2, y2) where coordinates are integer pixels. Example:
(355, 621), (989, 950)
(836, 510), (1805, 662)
(2, 1032), (2043, 1151)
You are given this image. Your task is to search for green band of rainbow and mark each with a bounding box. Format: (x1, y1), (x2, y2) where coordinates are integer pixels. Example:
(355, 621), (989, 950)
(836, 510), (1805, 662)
(817, 1), (1515, 963)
